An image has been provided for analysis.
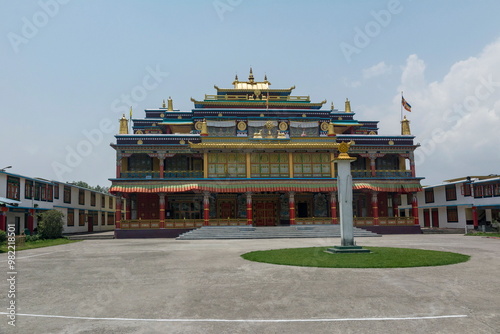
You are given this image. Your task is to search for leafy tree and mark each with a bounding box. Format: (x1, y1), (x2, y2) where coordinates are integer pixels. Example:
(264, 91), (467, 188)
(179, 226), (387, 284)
(69, 181), (109, 194)
(0, 230), (6, 244)
(37, 210), (64, 239)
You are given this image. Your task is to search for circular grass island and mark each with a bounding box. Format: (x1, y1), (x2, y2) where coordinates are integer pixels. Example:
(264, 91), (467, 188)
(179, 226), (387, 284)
(241, 247), (470, 269)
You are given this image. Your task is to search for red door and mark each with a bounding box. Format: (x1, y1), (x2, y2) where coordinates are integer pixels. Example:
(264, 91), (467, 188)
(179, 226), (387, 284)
(431, 209), (439, 228)
(88, 216), (93, 232)
(423, 209), (430, 227)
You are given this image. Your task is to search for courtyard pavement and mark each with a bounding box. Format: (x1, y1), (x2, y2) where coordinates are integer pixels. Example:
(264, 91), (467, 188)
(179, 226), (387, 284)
(1, 234), (499, 334)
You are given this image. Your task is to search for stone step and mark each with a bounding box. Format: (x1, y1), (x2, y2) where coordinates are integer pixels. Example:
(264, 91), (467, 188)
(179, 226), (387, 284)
(176, 225), (379, 240)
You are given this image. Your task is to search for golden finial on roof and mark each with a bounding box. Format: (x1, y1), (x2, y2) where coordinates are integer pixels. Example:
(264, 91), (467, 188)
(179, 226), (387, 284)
(328, 122), (336, 137)
(235, 74), (238, 81)
(264, 74), (268, 81)
(345, 98), (352, 113)
(248, 67), (254, 83)
(200, 120), (208, 137)
(331, 102), (334, 110)
(119, 114), (129, 134)
(162, 99), (166, 108)
(401, 115), (411, 135)
(167, 96), (174, 111)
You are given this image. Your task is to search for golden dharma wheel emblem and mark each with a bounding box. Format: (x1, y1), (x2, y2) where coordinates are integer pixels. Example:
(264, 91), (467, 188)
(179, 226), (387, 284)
(338, 117), (342, 120)
(137, 140), (143, 145)
(195, 121), (203, 130)
(136, 130), (143, 134)
(177, 116), (182, 119)
(278, 121), (288, 131)
(152, 123), (156, 126)
(237, 121), (247, 131)
(320, 122), (329, 131)
(302, 113), (307, 117)
(369, 131), (376, 135)
(388, 140), (394, 145)
(260, 113), (265, 117)
(218, 113), (223, 117)
(160, 113), (165, 118)
(179, 140), (186, 145)
(338, 142), (349, 153)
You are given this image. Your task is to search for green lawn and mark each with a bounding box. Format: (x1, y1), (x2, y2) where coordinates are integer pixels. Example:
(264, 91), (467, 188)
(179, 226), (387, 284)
(0, 238), (81, 253)
(466, 232), (500, 238)
(241, 246), (470, 268)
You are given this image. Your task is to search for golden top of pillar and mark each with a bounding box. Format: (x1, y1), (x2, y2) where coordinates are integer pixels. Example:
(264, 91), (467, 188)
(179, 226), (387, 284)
(336, 141), (356, 161)
(401, 115), (411, 135)
(167, 96), (174, 111)
(119, 114), (129, 134)
(345, 98), (352, 113)
(328, 122), (336, 137)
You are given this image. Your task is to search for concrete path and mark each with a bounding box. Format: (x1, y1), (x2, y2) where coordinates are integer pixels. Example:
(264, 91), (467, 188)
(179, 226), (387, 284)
(1, 235), (499, 333)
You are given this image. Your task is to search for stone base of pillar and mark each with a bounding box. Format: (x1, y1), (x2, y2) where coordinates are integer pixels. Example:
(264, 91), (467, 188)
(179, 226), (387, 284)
(325, 246), (371, 254)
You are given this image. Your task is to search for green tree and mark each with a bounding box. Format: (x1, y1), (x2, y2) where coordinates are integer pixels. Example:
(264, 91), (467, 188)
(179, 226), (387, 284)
(37, 210), (65, 239)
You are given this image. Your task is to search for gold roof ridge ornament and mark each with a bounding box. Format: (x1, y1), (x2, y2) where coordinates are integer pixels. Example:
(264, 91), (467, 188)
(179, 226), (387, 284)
(345, 98), (352, 113)
(162, 99), (166, 108)
(248, 67), (254, 83)
(401, 115), (411, 135)
(119, 114), (129, 134)
(200, 120), (208, 137)
(167, 96), (174, 111)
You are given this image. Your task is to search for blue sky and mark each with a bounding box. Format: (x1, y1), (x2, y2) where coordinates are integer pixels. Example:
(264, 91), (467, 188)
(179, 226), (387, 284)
(1, 0), (500, 187)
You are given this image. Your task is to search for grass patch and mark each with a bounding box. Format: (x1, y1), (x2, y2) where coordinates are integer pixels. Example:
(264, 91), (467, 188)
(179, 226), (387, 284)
(466, 232), (500, 238)
(0, 238), (81, 253)
(241, 246), (470, 268)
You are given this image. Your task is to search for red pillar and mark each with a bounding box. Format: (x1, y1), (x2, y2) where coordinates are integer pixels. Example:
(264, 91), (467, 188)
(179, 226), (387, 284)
(27, 209), (35, 233)
(289, 191), (296, 225)
(125, 196), (131, 220)
(370, 158), (376, 177)
(330, 192), (338, 224)
(412, 193), (419, 225)
(472, 206), (478, 229)
(393, 194), (399, 217)
(246, 192), (253, 226)
(116, 154), (122, 178)
(159, 193), (165, 228)
(409, 155), (416, 178)
(203, 191), (210, 226)
(115, 195), (122, 228)
(0, 209), (7, 231)
(371, 191), (379, 225)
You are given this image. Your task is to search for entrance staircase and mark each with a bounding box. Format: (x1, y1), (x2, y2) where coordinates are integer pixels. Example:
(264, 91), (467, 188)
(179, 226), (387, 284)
(176, 225), (380, 240)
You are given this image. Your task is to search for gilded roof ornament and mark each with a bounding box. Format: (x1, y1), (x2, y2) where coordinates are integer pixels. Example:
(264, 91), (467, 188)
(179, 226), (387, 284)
(401, 115), (411, 135)
(248, 67), (254, 83)
(162, 99), (166, 108)
(167, 97), (174, 111)
(345, 98), (352, 113)
(119, 114), (129, 134)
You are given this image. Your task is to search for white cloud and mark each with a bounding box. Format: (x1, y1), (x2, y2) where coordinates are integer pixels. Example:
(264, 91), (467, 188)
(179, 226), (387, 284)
(362, 61), (392, 79)
(378, 40), (500, 185)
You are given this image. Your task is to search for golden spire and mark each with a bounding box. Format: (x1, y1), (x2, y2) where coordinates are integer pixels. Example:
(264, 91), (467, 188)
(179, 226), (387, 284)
(331, 101), (334, 111)
(167, 96), (174, 111)
(328, 122), (336, 137)
(162, 99), (166, 108)
(345, 98), (352, 113)
(264, 74), (268, 82)
(200, 120), (208, 136)
(401, 115), (411, 135)
(248, 67), (254, 83)
(119, 114), (129, 134)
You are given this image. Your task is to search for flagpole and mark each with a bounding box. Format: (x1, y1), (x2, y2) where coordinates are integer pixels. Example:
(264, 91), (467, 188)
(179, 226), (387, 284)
(400, 91), (403, 122)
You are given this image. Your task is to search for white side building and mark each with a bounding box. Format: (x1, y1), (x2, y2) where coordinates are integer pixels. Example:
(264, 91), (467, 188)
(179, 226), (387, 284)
(0, 170), (123, 234)
(399, 175), (500, 229)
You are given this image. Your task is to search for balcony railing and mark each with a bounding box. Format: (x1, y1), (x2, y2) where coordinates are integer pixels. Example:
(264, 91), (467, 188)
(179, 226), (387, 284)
(354, 217), (414, 226)
(351, 170), (412, 178)
(204, 94), (310, 102)
(120, 170), (203, 179)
